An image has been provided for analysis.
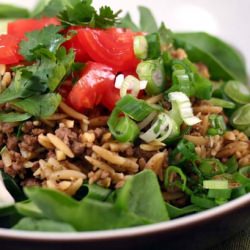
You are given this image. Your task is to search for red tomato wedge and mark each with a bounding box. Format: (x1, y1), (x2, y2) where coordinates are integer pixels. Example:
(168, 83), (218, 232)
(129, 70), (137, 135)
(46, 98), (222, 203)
(63, 27), (90, 63)
(8, 17), (60, 40)
(0, 34), (23, 64)
(78, 28), (139, 72)
(67, 62), (117, 112)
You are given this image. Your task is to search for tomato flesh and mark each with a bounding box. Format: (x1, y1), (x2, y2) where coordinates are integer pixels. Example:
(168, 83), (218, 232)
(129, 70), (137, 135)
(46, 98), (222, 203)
(0, 34), (23, 64)
(78, 28), (139, 72)
(67, 62), (117, 112)
(63, 27), (90, 63)
(8, 17), (60, 40)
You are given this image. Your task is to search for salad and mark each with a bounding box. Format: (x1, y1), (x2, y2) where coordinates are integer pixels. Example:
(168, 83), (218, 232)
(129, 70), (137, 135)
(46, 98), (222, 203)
(0, 0), (249, 232)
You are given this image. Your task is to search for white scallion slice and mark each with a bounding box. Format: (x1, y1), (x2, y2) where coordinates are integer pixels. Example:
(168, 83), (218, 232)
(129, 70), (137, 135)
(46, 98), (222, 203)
(115, 74), (148, 97)
(203, 180), (229, 189)
(138, 111), (158, 130)
(168, 91), (201, 126)
(0, 172), (15, 208)
(140, 113), (173, 142)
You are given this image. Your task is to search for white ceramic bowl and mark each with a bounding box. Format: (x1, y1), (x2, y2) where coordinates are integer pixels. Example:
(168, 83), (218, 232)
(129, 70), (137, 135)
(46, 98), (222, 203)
(0, 1), (249, 249)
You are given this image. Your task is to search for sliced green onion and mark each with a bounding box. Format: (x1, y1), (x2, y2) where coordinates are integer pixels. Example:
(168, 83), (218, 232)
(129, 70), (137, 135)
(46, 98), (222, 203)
(233, 166), (250, 186)
(138, 111), (157, 129)
(208, 189), (232, 200)
(107, 108), (140, 142)
(116, 95), (156, 122)
(168, 91), (201, 126)
(164, 166), (187, 191)
(145, 32), (161, 59)
(203, 180), (229, 189)
(133, 35), (148, 60)
(199, 159), (227, 178)
(209, 98), (235, 109)
(120, 75), (140, 97)
(115, 74), (147, 98)
(140, 112), (173, 142)
(230, 103), (250, 126)
(136, 59), (166, 95)
(224, 80), (250, 104)
(0, 172), (15, 208)
(207, 114), (226, 136)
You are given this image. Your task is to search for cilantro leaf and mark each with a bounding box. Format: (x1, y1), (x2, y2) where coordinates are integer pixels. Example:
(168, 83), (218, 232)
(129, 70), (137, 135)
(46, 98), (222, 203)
(58, 0), (120, 28)
(95, 6), (121, 29)
(19, 25), (66, 61)
(12, 93), (62, 118)
(0, 47), (74, 103)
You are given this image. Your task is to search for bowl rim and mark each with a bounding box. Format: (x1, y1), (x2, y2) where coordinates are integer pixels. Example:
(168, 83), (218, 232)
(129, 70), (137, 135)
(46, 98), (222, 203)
(0, 193), (249, 242)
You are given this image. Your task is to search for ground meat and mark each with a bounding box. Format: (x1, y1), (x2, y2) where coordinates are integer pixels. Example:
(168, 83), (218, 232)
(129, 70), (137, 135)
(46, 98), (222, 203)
(6, 136), (18, 151)
(0, 133), (5, 147)
(71, 141), (85, 156)
(21, 177), (41, 187)
(31, 128), (45, 136)
(55, 127), (78, 146)
(21, 121), (34, 134)
(0, 123), (15, 134)
(19, 135), (39, 152)
(133, 148), (157, 161)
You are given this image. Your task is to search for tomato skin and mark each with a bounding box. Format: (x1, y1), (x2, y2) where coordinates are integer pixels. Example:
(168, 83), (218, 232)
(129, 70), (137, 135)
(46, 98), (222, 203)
(67, 62), (117, 112)
(63, 27), (90, 63)
(8, 17), (60, 40)
(0, 34), (23, 64)
(78, 28), (139, 72)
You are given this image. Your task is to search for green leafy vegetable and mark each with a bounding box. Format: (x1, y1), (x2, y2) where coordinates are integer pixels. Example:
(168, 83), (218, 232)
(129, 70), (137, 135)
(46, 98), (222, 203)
(224, 80), (250, 104)
(15, 200), (43, 219)
(116, 170), (169, 222)
(138, 6), (158, 33)
(0, 112), (31, 123)
(32, 0), (67, 17)
(13, 217), (76, 232)
(19, 25), (65, 61)
(12, 93), (61, 118)
(166, 203), (201, 219)
(58, 0), (121, 29)
(118, 13), (139, 31)
(174, 32), (248, 83)
(0, 4), (29, 18)
(22, 170), (169, 231)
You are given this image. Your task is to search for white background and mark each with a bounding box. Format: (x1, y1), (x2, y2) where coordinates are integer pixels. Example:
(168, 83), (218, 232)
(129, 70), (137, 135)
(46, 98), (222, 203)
(1, 0), (250, 75)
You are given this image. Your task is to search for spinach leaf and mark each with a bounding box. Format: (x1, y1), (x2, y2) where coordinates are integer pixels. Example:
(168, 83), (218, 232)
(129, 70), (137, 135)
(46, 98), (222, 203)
(166, 203), (201, 219)
(32, 0), (67, 17)
(24, 187), (147, 231)
(116, 170), (169, 222)
(138, 6), (158, 33)
(0, 112), (31, 123)
(0, 4), (29, 19)
(12, 93), (61, 118)
(76, 184), (111, 201)
(118, 13), (139, 32)
(13, 217), (76, 232)
(15, 200), (44, 219)
(1, 171), (25, 202)
(174, 32), (248, 83)
(19, 25), (66, 61)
